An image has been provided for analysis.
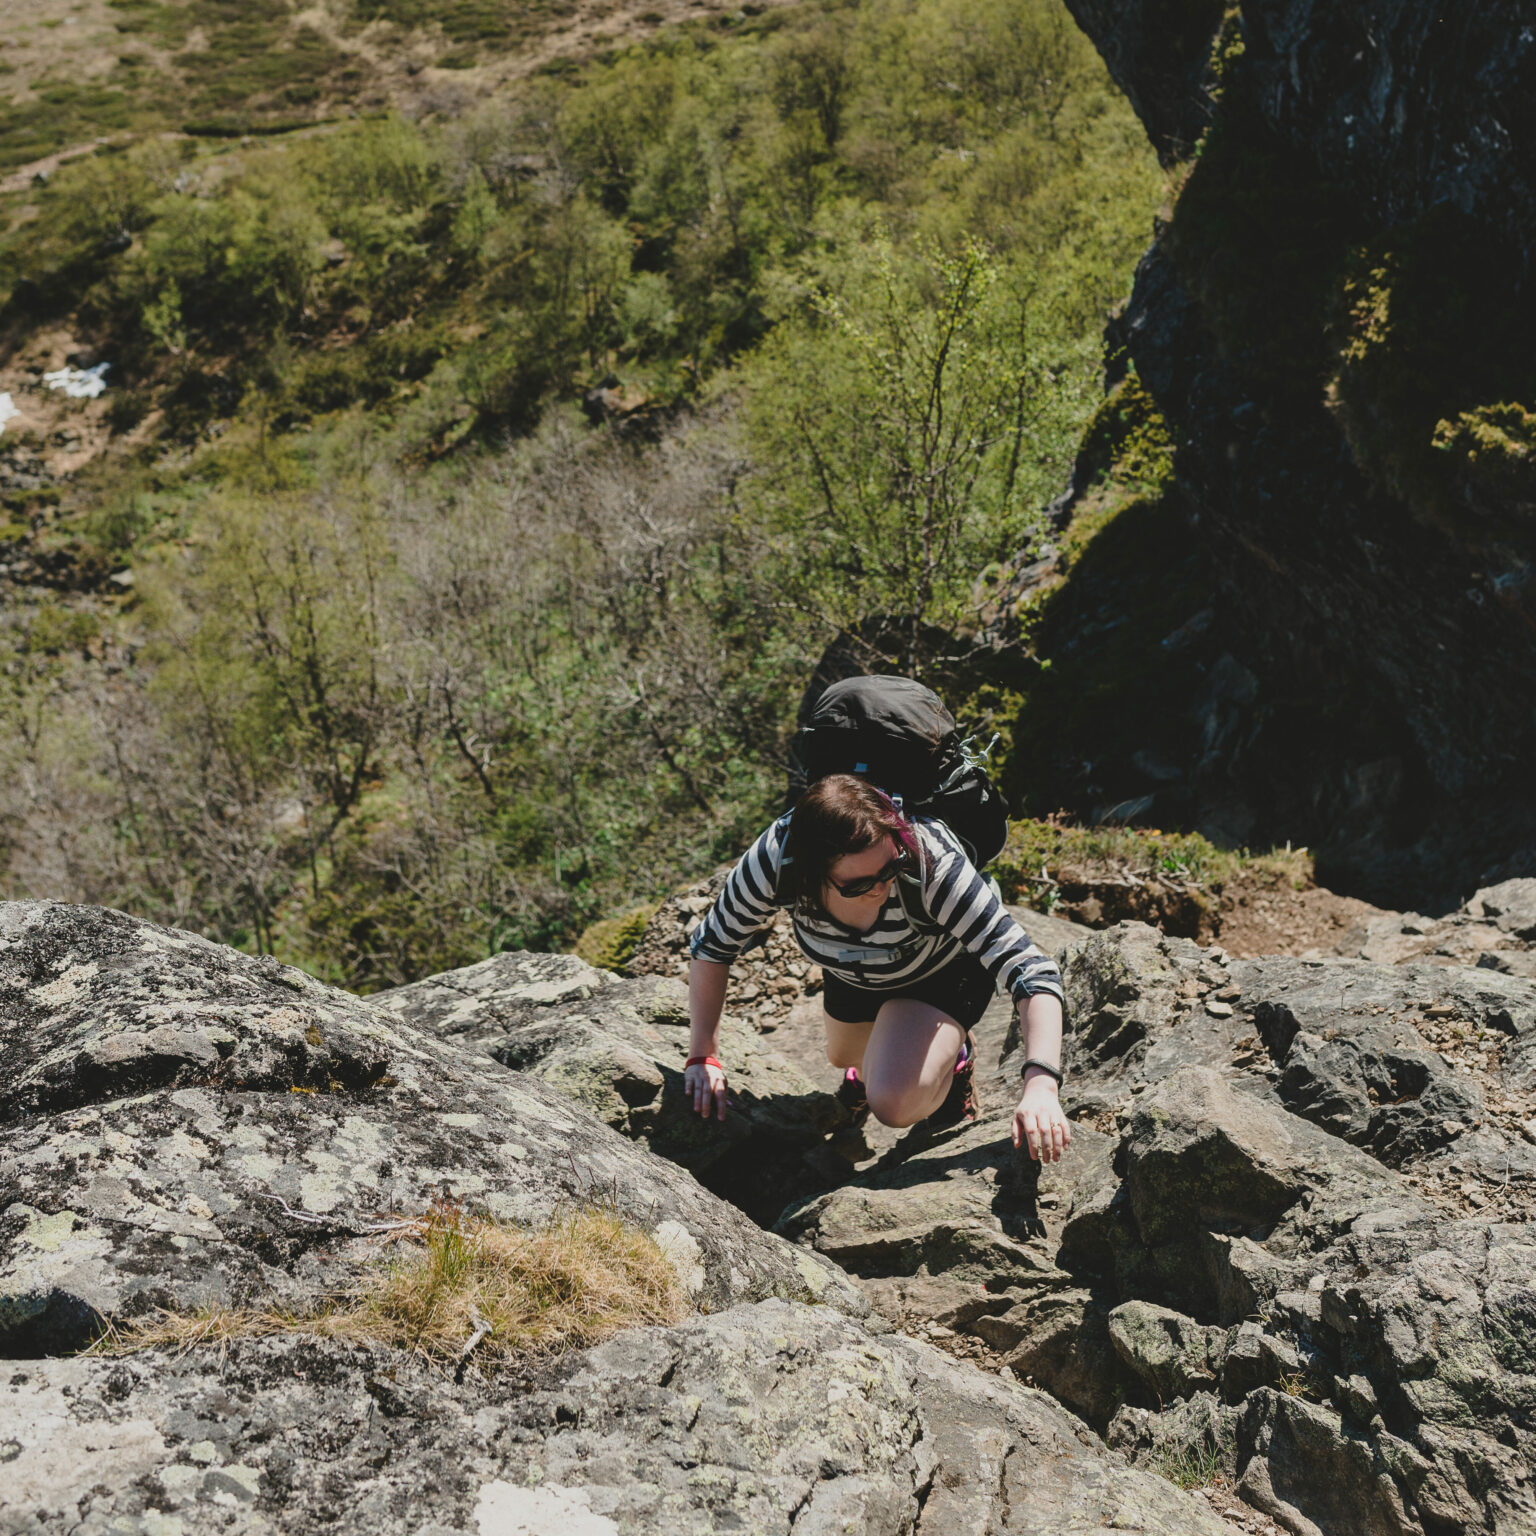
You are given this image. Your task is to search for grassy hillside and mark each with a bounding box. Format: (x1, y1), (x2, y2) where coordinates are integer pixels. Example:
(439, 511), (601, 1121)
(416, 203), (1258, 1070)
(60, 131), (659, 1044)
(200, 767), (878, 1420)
(0, 0), (1163, 987)
(1, 0), (773, 175)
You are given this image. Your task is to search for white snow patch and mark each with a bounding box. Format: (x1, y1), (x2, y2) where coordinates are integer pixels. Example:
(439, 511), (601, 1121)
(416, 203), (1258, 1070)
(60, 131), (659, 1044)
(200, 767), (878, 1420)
(0, 392), (18, 433)
(474, 1481), (619, 1535)
(43, 363), (110, 399)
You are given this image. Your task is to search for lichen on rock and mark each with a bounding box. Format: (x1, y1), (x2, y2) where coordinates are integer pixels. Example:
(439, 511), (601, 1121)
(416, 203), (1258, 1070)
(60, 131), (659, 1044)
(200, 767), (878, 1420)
(0, 900), (860, 1357)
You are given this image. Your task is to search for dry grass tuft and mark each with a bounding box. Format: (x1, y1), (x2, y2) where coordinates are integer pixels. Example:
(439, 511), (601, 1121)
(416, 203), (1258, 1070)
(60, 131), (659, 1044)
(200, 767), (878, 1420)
(101, 1202), (686, 1366)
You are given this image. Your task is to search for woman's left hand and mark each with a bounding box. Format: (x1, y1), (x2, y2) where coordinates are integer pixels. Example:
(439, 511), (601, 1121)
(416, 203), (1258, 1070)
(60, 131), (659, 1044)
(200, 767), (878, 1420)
(683, 1059), (729, 1121)
(1012, 1077), (1071, 1163)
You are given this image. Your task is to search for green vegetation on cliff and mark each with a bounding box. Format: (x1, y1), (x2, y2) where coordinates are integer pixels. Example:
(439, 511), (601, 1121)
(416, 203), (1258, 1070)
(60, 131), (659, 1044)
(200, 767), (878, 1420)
(1329, 211), (1536, 533)
(1001, 3), (1536, 875)
(1153, 10), (1536, 533)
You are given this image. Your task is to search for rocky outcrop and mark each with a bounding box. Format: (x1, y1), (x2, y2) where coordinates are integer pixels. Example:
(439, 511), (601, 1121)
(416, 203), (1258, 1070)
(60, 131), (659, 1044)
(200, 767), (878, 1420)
(10, 892), (1536, 1534)
(776, 921), (1536, 1534)
(1335, 878), (1536, 979)
(0, 900), (1255, 1536)
(370, 948), (618, 1054)
(1016, 1), (1536, 908)
(376, 952), (846, 1224)
(0, 1299), (1247, 1536)
(0, 901), (860, 1356)
(778, 1100), (1128, 1424)
(1072, 1052), (1536, 1535)
(1058, 0), (1228, 162)
(1073, 0), (1536, 246)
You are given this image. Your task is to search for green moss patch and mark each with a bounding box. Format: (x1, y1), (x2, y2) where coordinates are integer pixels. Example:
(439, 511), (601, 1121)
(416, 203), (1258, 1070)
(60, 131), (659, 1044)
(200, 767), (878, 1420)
(576, 905), (658, 973)
(1326, 209), (1536, 531)
(1073, 369), (1177, 501)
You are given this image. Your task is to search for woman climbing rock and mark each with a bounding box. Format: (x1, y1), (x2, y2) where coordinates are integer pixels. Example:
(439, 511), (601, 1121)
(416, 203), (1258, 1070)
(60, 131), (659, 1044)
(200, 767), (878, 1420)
(683, 772), (1071, 1162)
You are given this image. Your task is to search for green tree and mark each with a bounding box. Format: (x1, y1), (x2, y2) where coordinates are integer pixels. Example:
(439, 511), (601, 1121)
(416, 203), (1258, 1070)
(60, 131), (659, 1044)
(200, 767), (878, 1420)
(745, 234), (1091, 666)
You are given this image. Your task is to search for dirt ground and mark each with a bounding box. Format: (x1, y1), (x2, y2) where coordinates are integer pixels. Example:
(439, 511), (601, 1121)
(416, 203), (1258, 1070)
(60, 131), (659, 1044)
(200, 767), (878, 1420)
(1215, 870), (1388, 959)
(0, 328), (123, 480)
(0, 0), (126, 110)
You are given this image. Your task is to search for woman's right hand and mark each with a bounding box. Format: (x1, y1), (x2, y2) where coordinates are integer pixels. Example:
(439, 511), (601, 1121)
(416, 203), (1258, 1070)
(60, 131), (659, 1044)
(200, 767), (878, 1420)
(684, 1060), (728, 1121)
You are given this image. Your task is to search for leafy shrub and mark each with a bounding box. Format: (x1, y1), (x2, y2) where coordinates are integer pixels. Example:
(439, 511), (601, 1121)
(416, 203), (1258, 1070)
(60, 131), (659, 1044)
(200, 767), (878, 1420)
(745, 234), (1094, 653)
(576, 905), (658, 973)
(106, 387), (155, 436)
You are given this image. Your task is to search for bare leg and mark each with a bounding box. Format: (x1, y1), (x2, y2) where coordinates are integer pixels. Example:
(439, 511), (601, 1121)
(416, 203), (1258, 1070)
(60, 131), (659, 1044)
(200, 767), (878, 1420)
(860, 999), (965, 1127)
(824, 1010), (874, 1071)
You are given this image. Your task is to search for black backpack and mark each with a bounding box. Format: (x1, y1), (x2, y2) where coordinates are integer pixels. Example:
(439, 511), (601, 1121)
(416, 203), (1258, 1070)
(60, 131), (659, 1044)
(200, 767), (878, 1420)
(786, 675), (1010, 868)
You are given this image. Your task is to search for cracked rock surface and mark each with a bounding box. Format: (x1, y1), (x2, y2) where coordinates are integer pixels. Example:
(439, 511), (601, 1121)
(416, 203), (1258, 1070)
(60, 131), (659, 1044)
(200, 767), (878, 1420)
(776, 922), (1536, 1535)
(377, 954), (846, 1224)
(1335, 879), (1536, 982)
(0, 1299), (1243, 1536)
(0, 901), (1248, 1535)
(0, 901), (859, 1357)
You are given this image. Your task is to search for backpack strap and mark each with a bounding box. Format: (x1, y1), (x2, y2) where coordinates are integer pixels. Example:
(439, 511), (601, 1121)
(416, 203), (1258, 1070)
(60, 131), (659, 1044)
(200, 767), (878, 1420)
(769, 810), (795, 906)
(892, 873), (940, 936)
(892, 823), (942, 935)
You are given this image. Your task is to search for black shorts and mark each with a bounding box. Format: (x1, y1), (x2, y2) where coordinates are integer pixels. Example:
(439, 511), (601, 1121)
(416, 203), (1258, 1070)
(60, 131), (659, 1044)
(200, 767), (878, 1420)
(821, 949), (1000, 1030)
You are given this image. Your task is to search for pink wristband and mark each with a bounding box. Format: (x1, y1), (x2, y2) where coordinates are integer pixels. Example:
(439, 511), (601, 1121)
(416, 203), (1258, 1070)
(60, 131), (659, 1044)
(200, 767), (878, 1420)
(685, 1055), (724, 1071)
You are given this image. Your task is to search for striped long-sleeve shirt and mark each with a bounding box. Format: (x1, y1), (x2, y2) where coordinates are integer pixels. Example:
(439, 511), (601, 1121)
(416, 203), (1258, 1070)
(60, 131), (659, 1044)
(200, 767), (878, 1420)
(688, 813), (1064, 1008)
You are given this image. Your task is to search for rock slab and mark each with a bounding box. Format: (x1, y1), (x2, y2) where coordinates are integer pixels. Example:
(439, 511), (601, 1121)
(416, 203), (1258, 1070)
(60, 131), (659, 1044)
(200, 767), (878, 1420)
(0, 901), (859, 1354)
(0, 1299), (1246, 1536)
(376, 954), (845, 1224)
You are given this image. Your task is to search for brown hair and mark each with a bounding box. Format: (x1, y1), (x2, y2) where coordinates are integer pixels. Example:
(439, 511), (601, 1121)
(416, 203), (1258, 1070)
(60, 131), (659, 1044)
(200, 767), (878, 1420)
(780, 774), (917, 915)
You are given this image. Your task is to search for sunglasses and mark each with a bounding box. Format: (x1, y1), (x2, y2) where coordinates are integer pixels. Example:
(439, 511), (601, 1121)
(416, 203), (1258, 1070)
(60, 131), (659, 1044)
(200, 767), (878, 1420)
(827, 843), (911, 898)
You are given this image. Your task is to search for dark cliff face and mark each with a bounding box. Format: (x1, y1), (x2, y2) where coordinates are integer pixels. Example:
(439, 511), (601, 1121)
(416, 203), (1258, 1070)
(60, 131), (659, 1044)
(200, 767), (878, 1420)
(1027, 0), (1536, 909)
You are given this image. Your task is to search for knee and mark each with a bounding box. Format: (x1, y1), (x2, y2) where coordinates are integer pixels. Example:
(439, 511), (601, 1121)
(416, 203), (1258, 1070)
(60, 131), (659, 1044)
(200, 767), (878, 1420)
(865, 1083), (927, 1128)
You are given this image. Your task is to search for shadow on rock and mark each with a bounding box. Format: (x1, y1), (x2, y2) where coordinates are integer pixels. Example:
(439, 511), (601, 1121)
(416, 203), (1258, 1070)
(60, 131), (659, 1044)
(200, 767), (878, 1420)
(377, 956), (850, 1226)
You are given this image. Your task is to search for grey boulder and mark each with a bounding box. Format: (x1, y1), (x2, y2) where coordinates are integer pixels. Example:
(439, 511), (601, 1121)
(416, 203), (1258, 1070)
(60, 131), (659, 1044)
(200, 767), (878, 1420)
(1047, 923), (1271, 1119)
(0, 901), (859, 1354)
(378, 956), (845, 1224)
(0, 1298), (1247, 1536)
(1341, 879), (1536, 979)
(1108, 1299), (1227, 1402)
(371, 948), (618, 1054)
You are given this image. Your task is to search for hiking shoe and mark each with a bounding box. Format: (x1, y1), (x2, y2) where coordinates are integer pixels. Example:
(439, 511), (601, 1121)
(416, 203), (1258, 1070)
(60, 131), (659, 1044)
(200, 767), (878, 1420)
(925, 1031), (980, 1131)
(836, 1067), (869, 1121)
